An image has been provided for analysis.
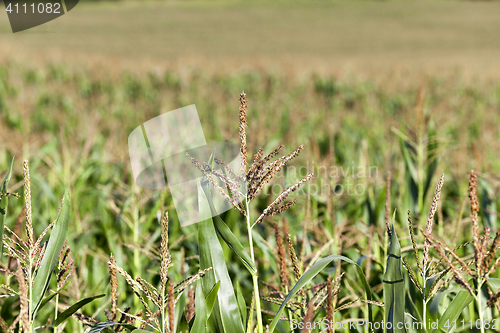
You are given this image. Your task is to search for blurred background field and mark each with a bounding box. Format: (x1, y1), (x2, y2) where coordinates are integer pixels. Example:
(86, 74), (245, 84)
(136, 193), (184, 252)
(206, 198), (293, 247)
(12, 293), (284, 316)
(2, 0), (500, 74)
(1, 0), (500, 331)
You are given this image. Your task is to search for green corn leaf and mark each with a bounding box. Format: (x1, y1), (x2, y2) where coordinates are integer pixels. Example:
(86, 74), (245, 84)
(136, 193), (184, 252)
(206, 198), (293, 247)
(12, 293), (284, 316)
(32, 187), (71, 317)
(206, 280), (220, 318)
(0, 157), (14, 261)
(235, 281), (247, 328)
(251, 230), (278, 277)
(399, 134), (419, 212)
(437, 290), (474, 332)
(53, 294), (105, 326)
(89, 322), (137, 333)
(37, 292), (60, 313)
(428, 286), (465, 318)
(191, 280), (209, 333)
(175, 287), (187, 332)
(423, 122), (439, 197)
(198, 181), (246, 333)
(190, 281), (220, 333)
(399, 136), (418, 186)
(131, 330), (154, 333)
(201, 179), (257, 275)
(37, 280), (71, 314)
(268, 254), (373, 333)
(487, 278), (500, 292)
(481, 179), (497, 229)
(178, 315), (190, 333)
(383, 225), (406, 333)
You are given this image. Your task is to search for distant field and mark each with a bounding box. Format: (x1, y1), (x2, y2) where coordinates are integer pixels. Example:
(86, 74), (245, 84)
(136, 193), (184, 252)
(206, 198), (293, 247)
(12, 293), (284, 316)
(1, 0), (500, 75)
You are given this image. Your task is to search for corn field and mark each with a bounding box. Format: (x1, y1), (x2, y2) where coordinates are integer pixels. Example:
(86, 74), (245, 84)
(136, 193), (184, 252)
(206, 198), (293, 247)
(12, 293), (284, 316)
(0, 57), (500, 333)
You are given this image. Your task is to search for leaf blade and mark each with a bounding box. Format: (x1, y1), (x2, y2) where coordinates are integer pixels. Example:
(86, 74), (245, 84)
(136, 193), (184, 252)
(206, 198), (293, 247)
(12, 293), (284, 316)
(191, 280), (208, 333)
(201, 180), (257, 275)
(53, 294), (105, 326)
(32, 187), (71, 316)
(206, 280), (220, 318)
(0, 157), (14, 261)
(383, 225), (406, 333)
(89, 322), (137, 333)
(235, 281), (247, 328)
(198, 181), (246, 333)
(268, 254), (373, 332)
(437, 290), (474, 332)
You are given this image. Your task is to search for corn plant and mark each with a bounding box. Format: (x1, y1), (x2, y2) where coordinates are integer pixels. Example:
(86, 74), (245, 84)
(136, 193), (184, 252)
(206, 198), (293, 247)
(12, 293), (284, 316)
(83, 212), (214, 333)
(0, 160), (106, 332)
(420, 171), (500, 333)
(187, 93), (375, 333)
(381, 170), (500, 333)
(2, 71), (500, 333)
(392, 90), (440, 218)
